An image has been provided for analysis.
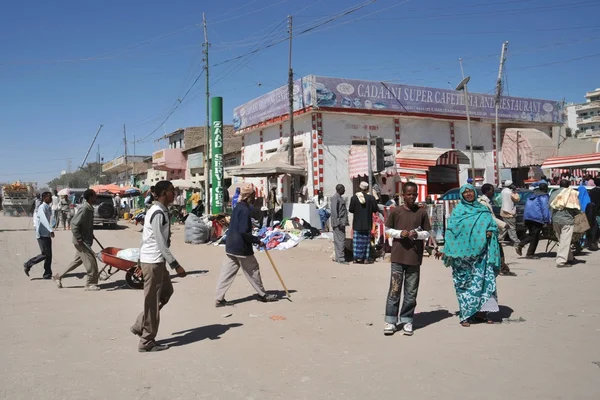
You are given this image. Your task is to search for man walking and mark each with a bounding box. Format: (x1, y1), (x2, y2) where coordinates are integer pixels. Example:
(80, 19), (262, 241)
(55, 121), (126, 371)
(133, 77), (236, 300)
(478, 183), (516, 276)
(499, 180), (520, 245)
(131, 180), (187, 353)
(51, 190), (61, 228)
(330, 184), (348, 264)
(349, 181), (379, 264)
(23, 191), (54, 279)
(516, 183), (551, 259)
(53, 189), (101, 290)
(383, 182), (431, 336)
(549, 180), (580, 268)
(215, 183), (277, 307)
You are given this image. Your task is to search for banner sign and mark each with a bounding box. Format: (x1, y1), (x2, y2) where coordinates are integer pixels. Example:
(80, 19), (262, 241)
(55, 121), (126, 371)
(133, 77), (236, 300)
(233, 77), (312, 130)
(233, 75), (563, 130)
(211, 97), (224, 214)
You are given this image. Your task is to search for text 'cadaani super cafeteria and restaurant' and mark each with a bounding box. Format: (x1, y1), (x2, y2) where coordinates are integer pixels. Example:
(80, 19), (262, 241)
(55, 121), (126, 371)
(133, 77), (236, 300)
(232, 75), (563, 202)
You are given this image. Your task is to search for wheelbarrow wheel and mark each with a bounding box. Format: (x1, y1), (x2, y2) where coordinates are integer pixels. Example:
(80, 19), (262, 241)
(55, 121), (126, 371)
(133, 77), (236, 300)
(125, 267), (144, 290)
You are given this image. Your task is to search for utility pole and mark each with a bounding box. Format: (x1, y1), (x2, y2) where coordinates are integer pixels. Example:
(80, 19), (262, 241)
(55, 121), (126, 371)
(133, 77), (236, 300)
(123, 124), (129, 184)
(367, 131), (373, 195)
(494, 41), (509, 186)
(97, 144), (101, 183)
(203, 12), (211, 208)
(516, 130), (521, 185)
(287, 15), (295, 166)
(80, 124), (103, 169)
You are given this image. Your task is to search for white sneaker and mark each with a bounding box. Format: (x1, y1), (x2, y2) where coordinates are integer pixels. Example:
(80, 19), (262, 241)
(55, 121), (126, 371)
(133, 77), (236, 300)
(85, 284), (100, 291)
(52, 274), (62, 289)
(402, 322), (414, 336)
(383, 323), (397, 336)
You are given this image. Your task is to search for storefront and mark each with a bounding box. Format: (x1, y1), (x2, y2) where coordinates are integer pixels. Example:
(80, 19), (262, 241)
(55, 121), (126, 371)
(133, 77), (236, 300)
(233, 75), (563, 199)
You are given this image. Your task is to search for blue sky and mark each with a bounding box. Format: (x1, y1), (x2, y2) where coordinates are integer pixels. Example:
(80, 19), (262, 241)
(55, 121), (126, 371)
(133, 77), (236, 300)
(0, 0), (597, 185)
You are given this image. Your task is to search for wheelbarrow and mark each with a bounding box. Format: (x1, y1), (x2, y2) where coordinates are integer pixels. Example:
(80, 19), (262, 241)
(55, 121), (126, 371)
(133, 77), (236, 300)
(91, 239), (144, 289)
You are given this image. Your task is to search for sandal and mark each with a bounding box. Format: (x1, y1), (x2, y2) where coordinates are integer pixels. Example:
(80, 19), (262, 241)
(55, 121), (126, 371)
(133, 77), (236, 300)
(472, 312), (494, 324)
(460, 321), (471, 327)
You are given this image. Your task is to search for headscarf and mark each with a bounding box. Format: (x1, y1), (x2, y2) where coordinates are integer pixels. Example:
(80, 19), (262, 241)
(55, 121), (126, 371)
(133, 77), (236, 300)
(240, 183), (255, 201)
(578, 183), (590, 211)
(231, 187), (241, 208)
(443, 184), (500, 265)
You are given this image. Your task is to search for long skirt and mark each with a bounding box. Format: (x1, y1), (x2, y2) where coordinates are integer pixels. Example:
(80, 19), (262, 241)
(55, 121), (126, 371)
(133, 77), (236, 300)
(353, 230), (370, 261)
(451, 255), (499, 322)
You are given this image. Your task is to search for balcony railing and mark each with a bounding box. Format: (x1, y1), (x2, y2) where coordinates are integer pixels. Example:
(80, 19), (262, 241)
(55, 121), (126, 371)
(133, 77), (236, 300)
(577, 129), (600, 138)
(575, 100), (600, 111)
(576, 115), (600, 124)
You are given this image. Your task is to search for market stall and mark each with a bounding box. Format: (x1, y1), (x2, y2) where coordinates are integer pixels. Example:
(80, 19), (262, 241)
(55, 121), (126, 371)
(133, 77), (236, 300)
(541, 153), (600, 182)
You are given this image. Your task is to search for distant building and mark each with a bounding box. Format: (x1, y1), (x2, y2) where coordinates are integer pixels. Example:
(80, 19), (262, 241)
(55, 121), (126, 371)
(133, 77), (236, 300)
(567, 88), (600, 138)
(102, 155), (151, 186)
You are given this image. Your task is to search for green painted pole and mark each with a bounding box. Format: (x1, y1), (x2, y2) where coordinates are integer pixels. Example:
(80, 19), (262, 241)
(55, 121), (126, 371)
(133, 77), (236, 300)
(211, 97), (224, 214)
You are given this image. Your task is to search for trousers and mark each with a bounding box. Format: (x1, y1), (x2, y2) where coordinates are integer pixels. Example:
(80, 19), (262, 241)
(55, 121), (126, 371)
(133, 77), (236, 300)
(500, 216), (519, 243)
(25, 237), (53, 277)
(553, 223), (574, 266)
(132, 262), (174, 349)
(519, 221), (544, 256)
(333, 226), (346, 262)
(384, 263), (421, 324)
(58, 243), (99, 286)
(215, 254), (266, 301)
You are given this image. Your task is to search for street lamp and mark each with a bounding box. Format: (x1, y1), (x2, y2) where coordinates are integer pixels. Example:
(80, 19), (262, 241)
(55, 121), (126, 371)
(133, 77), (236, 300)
(456, 76), (475, 184)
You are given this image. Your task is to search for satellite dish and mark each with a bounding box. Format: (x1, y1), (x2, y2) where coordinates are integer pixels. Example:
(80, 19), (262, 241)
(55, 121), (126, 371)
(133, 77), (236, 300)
(455, 76), (471, 91)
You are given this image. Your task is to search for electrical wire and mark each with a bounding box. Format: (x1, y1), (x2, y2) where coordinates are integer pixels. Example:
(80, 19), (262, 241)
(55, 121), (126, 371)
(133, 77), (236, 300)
(135, 69), (205, 144)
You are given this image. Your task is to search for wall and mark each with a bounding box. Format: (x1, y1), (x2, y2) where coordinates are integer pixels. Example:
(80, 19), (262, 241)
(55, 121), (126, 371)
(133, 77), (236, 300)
(239, 115), (312, 199)
(321, 113), (396, 196)
(453, 120), (494, 184)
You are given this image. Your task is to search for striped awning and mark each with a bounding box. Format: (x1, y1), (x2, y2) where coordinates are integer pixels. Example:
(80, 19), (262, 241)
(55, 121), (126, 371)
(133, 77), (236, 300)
(541, 153), (600, 170)
(395, 147), (463, 170)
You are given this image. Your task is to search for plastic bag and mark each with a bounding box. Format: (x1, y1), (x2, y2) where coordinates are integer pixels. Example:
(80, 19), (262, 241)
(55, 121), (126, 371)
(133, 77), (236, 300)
(117, 248), (140, 262)
(185, 213), (211, 244)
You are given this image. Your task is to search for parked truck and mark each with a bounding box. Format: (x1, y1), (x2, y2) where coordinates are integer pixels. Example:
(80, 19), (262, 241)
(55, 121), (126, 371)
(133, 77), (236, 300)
(2, 182), (35, 217)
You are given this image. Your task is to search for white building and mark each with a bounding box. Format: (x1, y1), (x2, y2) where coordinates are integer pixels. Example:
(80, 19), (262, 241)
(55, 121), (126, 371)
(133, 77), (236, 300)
(233, 75), (563, 201)
(566, 88), (600, 138)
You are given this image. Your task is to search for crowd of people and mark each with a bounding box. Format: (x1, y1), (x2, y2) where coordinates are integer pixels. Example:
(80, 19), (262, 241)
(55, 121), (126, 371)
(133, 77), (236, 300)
(20, 173), (600, 350)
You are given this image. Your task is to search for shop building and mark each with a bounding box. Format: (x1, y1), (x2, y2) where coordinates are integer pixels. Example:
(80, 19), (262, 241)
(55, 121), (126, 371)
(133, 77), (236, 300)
(233, 75), (563, 201)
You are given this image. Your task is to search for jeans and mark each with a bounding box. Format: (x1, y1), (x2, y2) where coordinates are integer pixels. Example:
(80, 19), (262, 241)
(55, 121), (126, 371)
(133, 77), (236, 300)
(384, 263), (421, 324)
(519, 221), (544, 256)
(318, 209), (330, 230)
(25, 237), (53, 277)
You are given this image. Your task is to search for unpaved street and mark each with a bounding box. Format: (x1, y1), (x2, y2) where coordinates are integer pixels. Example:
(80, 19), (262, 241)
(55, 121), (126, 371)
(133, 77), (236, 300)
(1, 215), (599, 400)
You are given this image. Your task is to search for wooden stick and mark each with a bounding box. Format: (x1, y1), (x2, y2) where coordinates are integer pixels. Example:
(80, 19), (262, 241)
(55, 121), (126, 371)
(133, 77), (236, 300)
(264, 249), (290, 298)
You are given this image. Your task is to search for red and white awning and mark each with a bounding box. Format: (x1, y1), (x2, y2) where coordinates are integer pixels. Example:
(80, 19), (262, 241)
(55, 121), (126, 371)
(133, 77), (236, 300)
(395, 147), (462, 171)
(541, 153), (600, 170)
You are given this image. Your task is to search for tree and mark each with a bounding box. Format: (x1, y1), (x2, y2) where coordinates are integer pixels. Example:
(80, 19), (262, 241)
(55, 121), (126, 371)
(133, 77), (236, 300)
(47, 162), (110, 189)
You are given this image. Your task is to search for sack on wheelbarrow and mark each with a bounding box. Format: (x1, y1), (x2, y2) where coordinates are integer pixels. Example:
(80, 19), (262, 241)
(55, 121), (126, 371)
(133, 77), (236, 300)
(574, 213), (590, 234)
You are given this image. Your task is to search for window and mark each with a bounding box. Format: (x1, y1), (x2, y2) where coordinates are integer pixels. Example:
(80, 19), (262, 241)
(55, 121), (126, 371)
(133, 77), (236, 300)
(265, 148), (277, 154)
(466, 145), (484, 151)
(352, 139), (368, 145)
(467, 169), (485, 180)
(413, 143), (434, 148)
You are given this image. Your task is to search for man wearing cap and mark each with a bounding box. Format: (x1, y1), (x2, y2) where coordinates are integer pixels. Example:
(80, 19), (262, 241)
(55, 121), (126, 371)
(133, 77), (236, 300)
(349, 181), (379, 264)
(499, 180), (520, 245)
(215, 183), (277, 306)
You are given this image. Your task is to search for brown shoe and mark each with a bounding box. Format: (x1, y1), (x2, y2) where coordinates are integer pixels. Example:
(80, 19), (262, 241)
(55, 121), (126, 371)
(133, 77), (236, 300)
(138, 343), (168, 352)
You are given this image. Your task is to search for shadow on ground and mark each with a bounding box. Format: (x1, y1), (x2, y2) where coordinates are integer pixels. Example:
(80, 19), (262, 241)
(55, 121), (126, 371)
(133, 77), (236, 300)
(414, 309), (453, 330)
(229, 290), (298, 305)
(158, 323), (243, 346)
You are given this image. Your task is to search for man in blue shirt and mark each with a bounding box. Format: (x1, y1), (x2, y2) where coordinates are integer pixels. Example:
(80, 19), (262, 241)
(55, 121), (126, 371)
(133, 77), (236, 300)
(24, 191), (54, 278)
(214, 183), (277, 307)
(516, 183), (551, 259)
(531, 175), (548, 188)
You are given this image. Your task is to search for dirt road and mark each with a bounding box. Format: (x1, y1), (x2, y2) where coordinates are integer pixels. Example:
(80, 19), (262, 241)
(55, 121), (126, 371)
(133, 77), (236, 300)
(1, 216), (598, 399)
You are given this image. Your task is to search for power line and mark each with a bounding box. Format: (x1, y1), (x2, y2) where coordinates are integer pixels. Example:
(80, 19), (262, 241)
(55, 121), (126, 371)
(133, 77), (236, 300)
(135, 69), (206, 144)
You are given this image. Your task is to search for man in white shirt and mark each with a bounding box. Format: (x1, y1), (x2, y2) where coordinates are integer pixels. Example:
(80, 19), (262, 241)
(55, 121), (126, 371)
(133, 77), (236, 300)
(499, 180), (520, 244)
(51, 190), (61, 228)
(131, 180), (187, 352)
(24, 192), (54, 279)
